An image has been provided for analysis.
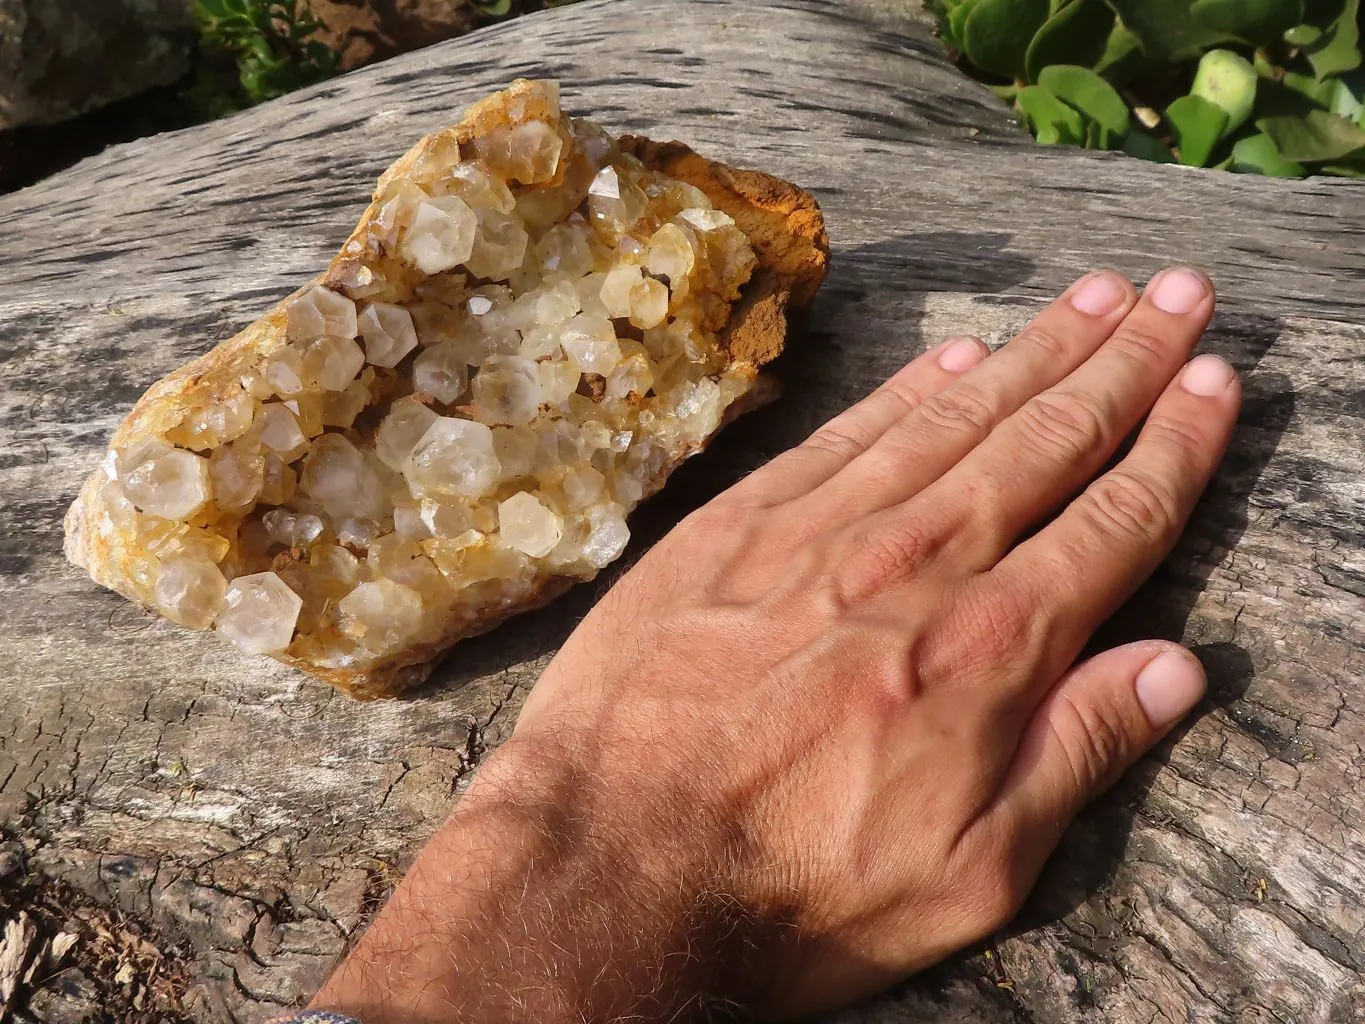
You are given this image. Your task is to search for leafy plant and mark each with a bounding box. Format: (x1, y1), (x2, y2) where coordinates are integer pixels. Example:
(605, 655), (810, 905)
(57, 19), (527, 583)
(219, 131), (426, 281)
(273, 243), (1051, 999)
(473, 0), (588, 17)
(189, 0), (340, 116)
(928, 0), (1365, 177)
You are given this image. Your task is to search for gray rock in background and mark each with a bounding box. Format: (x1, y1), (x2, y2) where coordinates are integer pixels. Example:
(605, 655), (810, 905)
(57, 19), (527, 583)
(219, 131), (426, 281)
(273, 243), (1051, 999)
(0, 0), (194, 130)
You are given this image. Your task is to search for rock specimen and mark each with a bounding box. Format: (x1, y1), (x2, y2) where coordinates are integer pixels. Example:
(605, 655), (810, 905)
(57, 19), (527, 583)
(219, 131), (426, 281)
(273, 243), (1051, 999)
(65, 79), (828, 698)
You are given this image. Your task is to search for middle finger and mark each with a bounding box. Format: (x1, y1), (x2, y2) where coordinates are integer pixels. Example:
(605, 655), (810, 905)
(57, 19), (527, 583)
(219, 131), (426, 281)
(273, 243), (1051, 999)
(914, 266), (1216, 571)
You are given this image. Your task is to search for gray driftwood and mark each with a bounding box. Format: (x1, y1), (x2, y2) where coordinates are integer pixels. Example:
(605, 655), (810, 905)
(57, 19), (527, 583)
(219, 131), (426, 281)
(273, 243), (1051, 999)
(2, 1), (1364, 1020)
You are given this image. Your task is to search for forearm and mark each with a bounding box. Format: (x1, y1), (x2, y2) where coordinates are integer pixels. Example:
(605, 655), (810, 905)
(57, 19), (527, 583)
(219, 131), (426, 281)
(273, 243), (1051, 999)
(310, 737), (757, 1024)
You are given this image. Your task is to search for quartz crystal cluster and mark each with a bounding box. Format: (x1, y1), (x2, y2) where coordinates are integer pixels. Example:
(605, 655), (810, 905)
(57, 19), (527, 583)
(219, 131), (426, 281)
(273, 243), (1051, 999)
(68, 79), (780, 688)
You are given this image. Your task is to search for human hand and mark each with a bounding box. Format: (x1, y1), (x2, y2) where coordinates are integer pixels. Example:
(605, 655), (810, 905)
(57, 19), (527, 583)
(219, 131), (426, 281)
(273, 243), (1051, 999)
(312, 267), (1238, 1023)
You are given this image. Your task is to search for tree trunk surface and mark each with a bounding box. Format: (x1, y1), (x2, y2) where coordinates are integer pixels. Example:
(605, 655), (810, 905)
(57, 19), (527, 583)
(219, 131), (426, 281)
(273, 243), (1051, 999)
(1, 1), (1362, 1021)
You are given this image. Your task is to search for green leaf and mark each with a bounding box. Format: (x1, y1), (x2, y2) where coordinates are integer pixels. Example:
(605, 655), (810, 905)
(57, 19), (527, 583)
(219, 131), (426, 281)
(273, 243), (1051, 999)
(1257, 108), (1365, 159)
(1016, 84), (1087, 144)
(1284, 69), (1338, 105)
(1190, 0), (1304, 46)
(1025, 0), (1116, 81)
(945, 0), (985, 51)
(1321, 159), (1365, 175)
(1330, 70), (1365, 120)
(1038, 64), (1132, 146)
(475, 0), (514, 15)
(1304, 0), (1361, 79)
(1124, 131), (1177, 161)
(1102, 0), (1239, 62)
(1167, 94), (1232, 165)
(1094, 23), (1147, 84)
(963, 0), (1052, 79)
(1229, 132), (1308, 174)
(1190, 49), (1259, 132)
(1284, 23), (1323, 46)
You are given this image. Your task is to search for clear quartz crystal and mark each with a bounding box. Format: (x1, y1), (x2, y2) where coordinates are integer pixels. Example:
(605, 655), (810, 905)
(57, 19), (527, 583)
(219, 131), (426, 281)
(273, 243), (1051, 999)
(174, 390), (254, 450)
(466, 208), (529, 281)
(287, 287), (358, 342)
(358, 302), (419, 367)
(263, 508), (325, 548)
(404, 417), (501, 499)
(413, 342), (469, 403)
(255, 403), (309, 459)
(583, 504), (630, 567)
(118, 441), (212, 522)
(300, 434), (385, 520)
(210, 447), (264, 511)
(402, 194), (478, 274)
(471, 355), (541, 425)
(101, 80), (765, 672)
(375, 397), (439, 470)
(302, 335), (365, 391)
(498, 492), (562, 557)
(216, 571), (303, 654)
(537, 359), (581, 406)
(600, 264), (642, 318)
(559, 314), (621, 374)
(265, 347), (307, 396)
(154, 557), (228, 630)
(339, 579), (424, 648)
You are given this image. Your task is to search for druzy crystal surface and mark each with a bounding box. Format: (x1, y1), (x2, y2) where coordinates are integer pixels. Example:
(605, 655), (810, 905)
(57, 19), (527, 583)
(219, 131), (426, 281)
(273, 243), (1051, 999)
(83, 80), (764, 676)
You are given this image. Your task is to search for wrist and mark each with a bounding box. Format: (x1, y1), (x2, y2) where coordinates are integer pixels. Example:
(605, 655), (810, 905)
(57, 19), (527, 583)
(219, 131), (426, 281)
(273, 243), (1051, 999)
(312, 733), (767, 1023)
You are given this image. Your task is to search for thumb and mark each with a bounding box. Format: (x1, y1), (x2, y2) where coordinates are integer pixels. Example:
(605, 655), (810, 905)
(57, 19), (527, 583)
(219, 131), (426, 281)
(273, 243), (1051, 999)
(992, 641), (1206, 859)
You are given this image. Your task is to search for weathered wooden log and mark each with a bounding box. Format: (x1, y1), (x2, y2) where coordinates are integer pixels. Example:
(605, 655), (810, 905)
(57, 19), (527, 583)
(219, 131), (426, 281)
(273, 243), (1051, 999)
(1, 1), (1362, 1021)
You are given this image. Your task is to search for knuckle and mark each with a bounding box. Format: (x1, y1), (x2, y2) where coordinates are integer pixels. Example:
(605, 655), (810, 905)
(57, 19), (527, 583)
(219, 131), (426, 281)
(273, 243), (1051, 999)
(1015, 324), (1071, 362)
(1109, 323), (1174, 366)
(1050, 690), (1133, 798)
(952, 583), (1036, 667)
(1141, 416), (1208, 465)
(879, 375), (930, 416)
(1083, 469), (1179, 544)
(836, 521), (939, 602)
(1015, 391), (1108, 462)
(676, 496), (751, 540)
(801, 422), (868, 464)
(915, 383), (997, 436)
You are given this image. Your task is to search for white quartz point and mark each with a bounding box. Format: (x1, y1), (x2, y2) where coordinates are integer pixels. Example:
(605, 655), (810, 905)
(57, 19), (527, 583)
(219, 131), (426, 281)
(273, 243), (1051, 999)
(216, 571), (302, 654)
(299, 433), (384, 519)
(404, 417), (501, 499)
(153, 557), (227, 630)
(559, 314), (621, 375)
(472, 355), (541, 426)
(374, 397), (439, 471)
(358, 302), (419, 368)
(339, 579), (424, 646)
(256, 402), (308, 457)
(287, 286), (358, 342)
(413, 341), (469, 404)
(679, 207), (737, 232)
(401, 194), (477, 274)
(600, 264), (643, 318)
(118, 440), (212, 521)
(209, 447), (264, 511)
(498, 491), (562, 557)
(583, 504), (630, 567)
(465, 208), (529, 281)
(302, 335), (365, 391)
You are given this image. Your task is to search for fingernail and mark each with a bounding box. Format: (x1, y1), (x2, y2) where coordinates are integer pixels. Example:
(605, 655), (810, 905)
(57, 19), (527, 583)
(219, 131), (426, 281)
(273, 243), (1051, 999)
(1070, 272), (1127, 316)
(1180, 353), (1235, 396)
(1135, 650), (1206, 728)
(1149, 267), (1210, 314)
(936, 336), (986, 373)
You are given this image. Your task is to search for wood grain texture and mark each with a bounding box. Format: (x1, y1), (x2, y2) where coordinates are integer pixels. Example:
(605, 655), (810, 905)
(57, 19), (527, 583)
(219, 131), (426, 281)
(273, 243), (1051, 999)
(1, 0), (1362, 1020)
